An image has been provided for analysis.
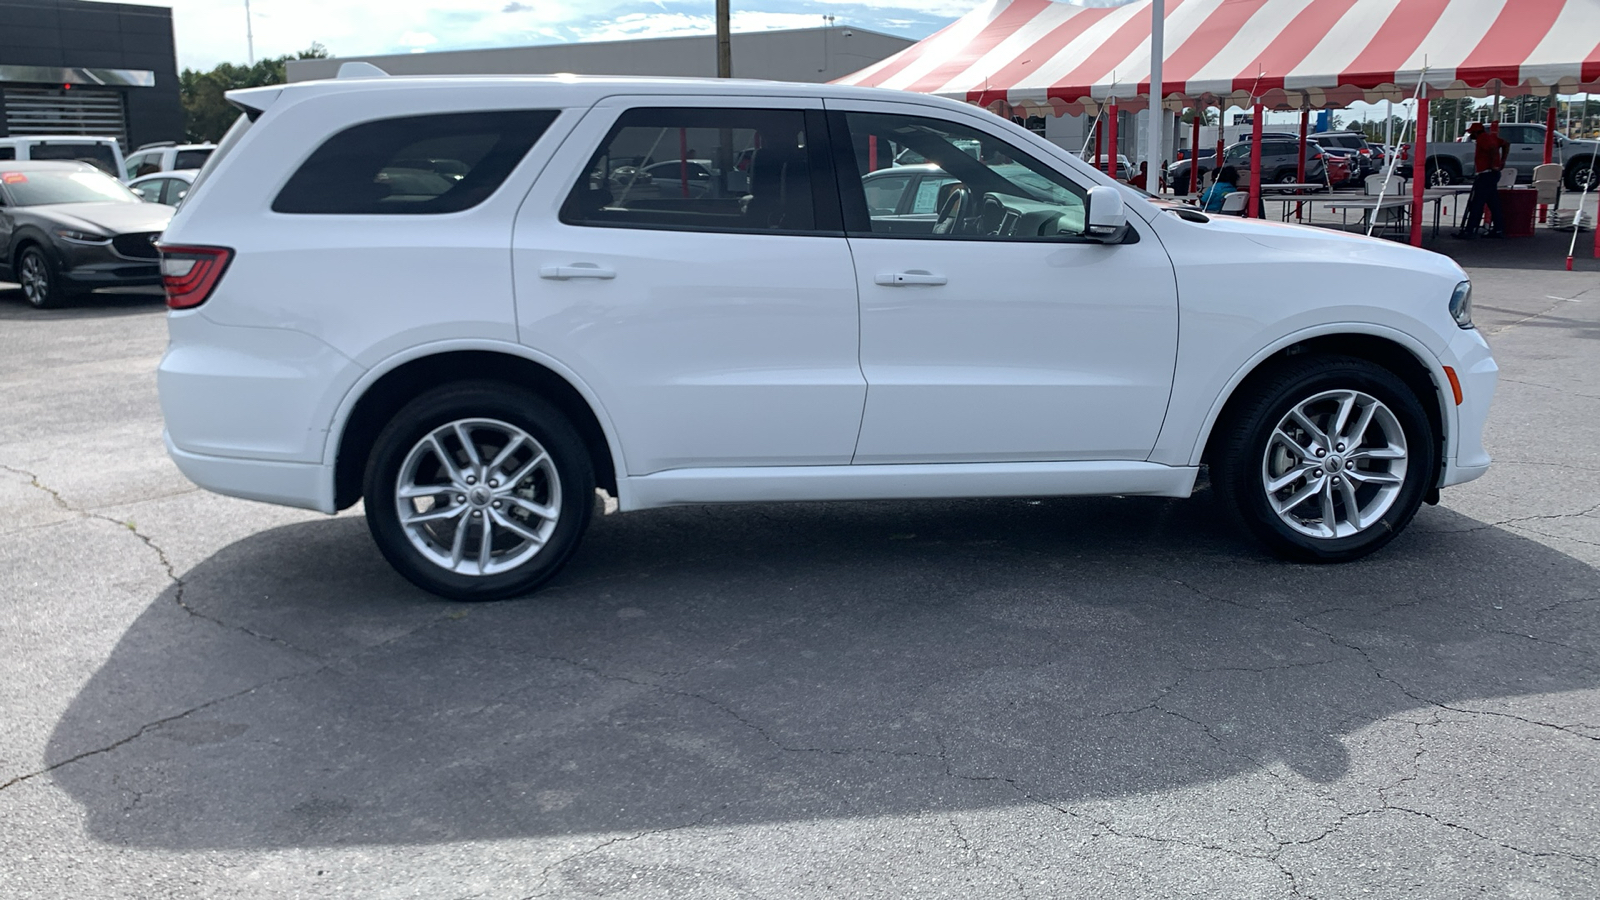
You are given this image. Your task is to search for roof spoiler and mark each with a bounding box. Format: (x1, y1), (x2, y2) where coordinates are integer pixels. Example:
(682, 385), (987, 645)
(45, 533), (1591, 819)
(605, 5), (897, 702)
(226, 86), (282, 121)
(337, 62), (389, 79)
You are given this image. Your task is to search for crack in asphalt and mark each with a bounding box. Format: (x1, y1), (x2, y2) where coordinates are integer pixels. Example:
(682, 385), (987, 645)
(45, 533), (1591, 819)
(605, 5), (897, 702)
(0, 462), (312, 656)
(1486, 292), (1590, 336)
(1295, 613), (1600, 747)
(0, 672), (306, 794)
(519, 814), (717, 900)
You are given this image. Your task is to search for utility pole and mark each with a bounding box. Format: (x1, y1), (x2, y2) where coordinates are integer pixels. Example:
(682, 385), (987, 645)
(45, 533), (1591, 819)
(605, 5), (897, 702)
(716, 0), (732, 78)
(244, 0), (255, 66)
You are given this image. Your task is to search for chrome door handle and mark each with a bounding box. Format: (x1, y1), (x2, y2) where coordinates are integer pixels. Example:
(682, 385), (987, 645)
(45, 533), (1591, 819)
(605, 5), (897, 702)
(874, 271), (947, 286)
(539, 264), (616, 280)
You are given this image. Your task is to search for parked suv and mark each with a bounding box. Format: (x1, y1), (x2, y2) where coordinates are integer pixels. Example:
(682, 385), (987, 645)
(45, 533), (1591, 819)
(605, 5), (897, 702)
(157, 74), (1496, 600)
(1167, 138), (1331, 190)
(1313, 131), (1376, 175)
(123, 142), (216, 180)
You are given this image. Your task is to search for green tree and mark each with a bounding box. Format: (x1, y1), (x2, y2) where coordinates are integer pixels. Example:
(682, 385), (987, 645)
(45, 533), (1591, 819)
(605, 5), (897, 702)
(180, 43), (330, 142)
(1180, 107), (1217, 125)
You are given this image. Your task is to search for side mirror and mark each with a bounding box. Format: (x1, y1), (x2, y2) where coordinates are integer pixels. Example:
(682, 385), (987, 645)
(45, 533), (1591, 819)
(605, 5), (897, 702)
(1084, 184), (1129, 242)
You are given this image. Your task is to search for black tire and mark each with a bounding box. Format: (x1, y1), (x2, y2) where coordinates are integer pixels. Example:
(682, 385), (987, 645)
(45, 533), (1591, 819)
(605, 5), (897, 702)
(1566, 157), (1597, 193)
(17, 245), (69, 309)
(1210, 355), (1437, 563)
(1426, 161), (1458, 187)
(363, 381), (595, 601)
(1276, 171), (1298, 185)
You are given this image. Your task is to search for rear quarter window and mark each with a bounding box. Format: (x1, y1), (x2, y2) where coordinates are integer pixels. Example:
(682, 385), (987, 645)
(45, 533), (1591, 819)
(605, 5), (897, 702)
(272, 110), (558, 215)
(174, 148), (213, 169)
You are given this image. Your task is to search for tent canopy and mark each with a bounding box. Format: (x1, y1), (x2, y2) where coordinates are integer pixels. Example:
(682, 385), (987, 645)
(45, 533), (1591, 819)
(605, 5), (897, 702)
(835, 0), (1600, 117)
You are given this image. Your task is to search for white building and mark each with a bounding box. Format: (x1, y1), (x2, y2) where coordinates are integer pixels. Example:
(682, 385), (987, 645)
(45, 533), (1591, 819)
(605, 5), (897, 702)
(287, 27), (913, 85)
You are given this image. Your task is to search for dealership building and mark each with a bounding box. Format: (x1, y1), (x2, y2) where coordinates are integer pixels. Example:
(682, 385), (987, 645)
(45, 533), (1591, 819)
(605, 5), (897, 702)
(286, 27), (913, 86)
(0, 0), (182, 149)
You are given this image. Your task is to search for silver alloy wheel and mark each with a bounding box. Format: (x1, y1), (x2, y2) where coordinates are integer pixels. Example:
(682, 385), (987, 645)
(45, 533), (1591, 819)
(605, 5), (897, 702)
(394, 417), (562, 576)
(19, 252), (50, 307)
(1261, 389), (1408, 540)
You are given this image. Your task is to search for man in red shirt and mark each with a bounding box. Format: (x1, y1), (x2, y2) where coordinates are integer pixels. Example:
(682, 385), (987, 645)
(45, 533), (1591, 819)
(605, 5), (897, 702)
(1454, 122), (1510, 239)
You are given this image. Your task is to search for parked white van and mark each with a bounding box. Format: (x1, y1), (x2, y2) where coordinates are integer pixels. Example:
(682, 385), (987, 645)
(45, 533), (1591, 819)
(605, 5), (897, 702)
(155, 74), (1496, 600)
(0, 135), (125, 180)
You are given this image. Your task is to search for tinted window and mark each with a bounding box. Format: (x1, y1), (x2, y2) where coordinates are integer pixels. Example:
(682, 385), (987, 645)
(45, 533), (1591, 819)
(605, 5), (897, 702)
(562, 106), (820, 233)
(0, 147), (13, 160)
(273, 110), (557, 214)
(29, 142), (118, 176)
(174, 148), (212, 169)
(838, 111), (1088, 240)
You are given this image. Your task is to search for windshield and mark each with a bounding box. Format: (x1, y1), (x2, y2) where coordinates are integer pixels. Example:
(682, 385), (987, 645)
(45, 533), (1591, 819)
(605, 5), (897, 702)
(0, 169), (140, 206)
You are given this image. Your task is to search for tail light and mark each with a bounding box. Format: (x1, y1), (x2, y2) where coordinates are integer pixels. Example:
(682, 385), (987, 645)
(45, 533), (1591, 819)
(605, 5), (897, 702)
(1359, 147), (1372, 155)
(157, 244), (233, 310)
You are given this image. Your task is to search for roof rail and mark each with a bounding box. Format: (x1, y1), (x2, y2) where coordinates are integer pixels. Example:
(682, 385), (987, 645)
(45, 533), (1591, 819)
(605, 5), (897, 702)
(337, 62), (389, 79)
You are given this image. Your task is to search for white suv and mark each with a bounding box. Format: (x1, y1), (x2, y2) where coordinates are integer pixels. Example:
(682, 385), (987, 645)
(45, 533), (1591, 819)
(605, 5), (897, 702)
(122, 142), (215, 180)
(156, 75), (1497, 600)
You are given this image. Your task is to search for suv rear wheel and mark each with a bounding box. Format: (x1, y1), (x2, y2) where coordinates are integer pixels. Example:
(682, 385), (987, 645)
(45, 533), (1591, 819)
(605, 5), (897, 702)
(1212, 356), (1436, 563)
(363, 382), (595, 600)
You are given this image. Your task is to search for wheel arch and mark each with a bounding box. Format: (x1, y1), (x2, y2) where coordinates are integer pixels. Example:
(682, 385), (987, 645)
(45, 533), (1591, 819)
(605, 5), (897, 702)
(1194, 330), (1448, 485)
(330, 347), (621, 511)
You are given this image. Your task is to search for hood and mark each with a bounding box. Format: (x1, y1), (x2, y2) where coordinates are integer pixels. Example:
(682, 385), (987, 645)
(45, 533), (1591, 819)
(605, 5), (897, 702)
(30, 201), (175, 236)
(1184, 212), (1466, 281)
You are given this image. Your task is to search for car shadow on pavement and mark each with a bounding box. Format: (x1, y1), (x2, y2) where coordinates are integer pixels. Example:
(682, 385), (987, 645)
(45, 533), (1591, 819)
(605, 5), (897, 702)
(45, 493), (1600, 849)
(0, 285), (165, 319)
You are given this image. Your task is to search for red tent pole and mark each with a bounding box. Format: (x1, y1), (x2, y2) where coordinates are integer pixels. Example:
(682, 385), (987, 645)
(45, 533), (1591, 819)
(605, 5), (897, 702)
(1095, 119), (1104, 175)
(1215, 110), (1224, 173)
(1410, 98), (1428, 247)
(1189, 111), (1201, 194)
(1542, 105), (1556, 223)
(1107, 99), (1119, 177)
(1298, 108), (1308, 184)
(1248, 101), (1264, 218)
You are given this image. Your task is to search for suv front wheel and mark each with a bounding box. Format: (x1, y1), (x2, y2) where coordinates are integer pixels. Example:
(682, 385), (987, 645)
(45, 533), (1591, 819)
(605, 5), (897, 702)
(1212, 356), (1436, 562)
(363, 382), (595, 600)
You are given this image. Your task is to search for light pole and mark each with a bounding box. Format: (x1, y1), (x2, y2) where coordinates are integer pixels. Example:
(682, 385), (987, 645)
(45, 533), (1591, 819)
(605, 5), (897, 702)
(1145, 0), (1164, 191)
(244, 0), (255, 66)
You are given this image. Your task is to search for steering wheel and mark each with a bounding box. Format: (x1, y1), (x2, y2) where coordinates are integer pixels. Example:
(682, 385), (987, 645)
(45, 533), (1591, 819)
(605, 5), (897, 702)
(932, 186), (971, 235)
(978, 193), (1008, 235)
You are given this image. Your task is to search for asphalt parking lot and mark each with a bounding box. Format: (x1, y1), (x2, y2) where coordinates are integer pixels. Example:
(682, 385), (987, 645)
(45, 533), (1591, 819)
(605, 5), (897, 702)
(2, 262), (1598, 898)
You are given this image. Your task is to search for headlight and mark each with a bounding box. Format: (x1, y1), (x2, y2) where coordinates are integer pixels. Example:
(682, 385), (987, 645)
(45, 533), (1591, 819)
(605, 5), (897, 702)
(1449, 281), (1473, 329)
(55, 228), (111, 244)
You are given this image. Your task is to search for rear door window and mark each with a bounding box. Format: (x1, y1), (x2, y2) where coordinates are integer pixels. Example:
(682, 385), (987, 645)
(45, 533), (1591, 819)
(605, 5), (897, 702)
(273, 110), (558, 214)
(562, 106), (826, 234)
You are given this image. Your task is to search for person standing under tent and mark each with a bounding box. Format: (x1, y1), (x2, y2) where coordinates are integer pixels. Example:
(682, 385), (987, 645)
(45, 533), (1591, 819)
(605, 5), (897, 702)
(1454, 122), (1509, 239)
(1129, 161), (1150, 190)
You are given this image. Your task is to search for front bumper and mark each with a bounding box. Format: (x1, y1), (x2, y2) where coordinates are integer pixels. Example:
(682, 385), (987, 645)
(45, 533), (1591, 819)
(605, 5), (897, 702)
(1440, 326), (1498, 487)
(57, 238), (161, 289)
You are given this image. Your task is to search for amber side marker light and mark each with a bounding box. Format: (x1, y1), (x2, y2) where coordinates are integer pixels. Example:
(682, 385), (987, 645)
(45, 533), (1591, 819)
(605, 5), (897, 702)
(1443, 366), (1463, 406)
(157, 245), (233, 310)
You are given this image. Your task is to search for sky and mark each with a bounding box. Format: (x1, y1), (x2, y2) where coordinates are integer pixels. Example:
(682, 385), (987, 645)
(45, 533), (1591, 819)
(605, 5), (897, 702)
(106, 0), (977, 72)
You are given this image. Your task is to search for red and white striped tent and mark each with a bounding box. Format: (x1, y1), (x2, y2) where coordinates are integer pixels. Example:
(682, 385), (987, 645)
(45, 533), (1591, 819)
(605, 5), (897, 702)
(836, 0), (1600, 117)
